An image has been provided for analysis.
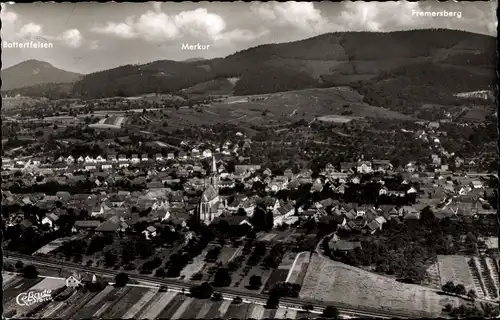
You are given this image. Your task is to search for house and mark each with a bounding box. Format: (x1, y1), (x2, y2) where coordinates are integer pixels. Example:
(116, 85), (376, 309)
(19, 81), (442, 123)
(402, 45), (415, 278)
(202, 149), (213, 158)
(66, 155), (75, 165)
(107, 154), (117, 162)
(400, 206), (420, 220)
(41, 213), (59, 228)
(340, 162), (356, 173)
(95, 216), (128, 233)
(428, 121), (440, 129)
(95, 155), (105, 162)
(84, 163), (97, 171)
(212, 215), (253, 228)
(167, 153), (175, 160)
(142, 226), (157, 240)
(55, 191), (71, 201)
(234, 165), (261, 175)
(84, 155), (95, 163)
(406, 186), (417, 194)
(101, 162), (113, 170)
(471, 180), (483, 189)
(73, 220), (101, 231)
(118, 154), (128, 162)
(372, 160), (393, 172)
(131, 154), (140, 163)
(65, 275), (83, 289)
(155, 153), (164, 161)
(357, 161), (372, 173)
(262, 197), (280, 212)
(118, 160), (129, 168)
(141, 154), (149, 162)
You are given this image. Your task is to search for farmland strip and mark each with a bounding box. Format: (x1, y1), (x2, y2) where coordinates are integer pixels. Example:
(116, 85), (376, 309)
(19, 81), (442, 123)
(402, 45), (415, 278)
(73, 285), (115, 319)
(274, 307), (287, 319)
(121, 287), (159, 319)
(195, 300), (214, 319)
(140, 291), (177, 319)
(157, 294), (186, 319)
(249, 304), (265, 319)
(171, 297), (194, 319)
(217, 300), (232, 318)
(92, 287), (129, 318)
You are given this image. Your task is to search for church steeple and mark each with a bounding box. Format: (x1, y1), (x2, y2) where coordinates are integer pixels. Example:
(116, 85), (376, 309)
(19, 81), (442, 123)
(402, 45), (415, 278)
(211, 155), (217, 174)
(211, 155), (218, 191)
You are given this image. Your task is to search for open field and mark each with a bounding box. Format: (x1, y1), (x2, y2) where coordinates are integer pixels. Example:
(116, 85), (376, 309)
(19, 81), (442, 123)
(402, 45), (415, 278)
(34, 236), (81, 255)
(437, 255), (476, 294)
(263, 269), (290, 294)
(437, 255), (500, 300)
(89, 116), (126, 129)
(286, 252), (311, 285)
(182, 78), (236, 96)
(300, 254), (462, 318)
(317, 115), (360, 123)
(135, 87), (413, 133)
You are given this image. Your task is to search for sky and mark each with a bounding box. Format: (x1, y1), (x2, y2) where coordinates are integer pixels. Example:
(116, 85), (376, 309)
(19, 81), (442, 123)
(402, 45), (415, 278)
(1, 1), (497, 74)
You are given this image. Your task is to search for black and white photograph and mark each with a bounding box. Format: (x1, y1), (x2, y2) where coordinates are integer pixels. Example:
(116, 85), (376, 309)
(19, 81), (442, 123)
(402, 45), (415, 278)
(1, 1), (498, 319)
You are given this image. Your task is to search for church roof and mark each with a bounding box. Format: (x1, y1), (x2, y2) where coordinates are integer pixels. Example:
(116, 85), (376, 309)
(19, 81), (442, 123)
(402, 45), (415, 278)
(201, 184), (218, 202)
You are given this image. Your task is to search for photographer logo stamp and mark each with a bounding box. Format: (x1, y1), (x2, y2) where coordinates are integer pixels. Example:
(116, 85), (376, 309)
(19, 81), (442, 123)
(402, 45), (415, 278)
(16, 289), (53, 306)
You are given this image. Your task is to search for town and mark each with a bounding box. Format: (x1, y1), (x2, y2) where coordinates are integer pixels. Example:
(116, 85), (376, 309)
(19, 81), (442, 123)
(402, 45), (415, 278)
(2, 98), (498, 318)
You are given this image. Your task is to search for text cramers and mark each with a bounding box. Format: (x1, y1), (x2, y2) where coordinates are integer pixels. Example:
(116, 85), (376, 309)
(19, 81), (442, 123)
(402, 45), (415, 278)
(411, 10), (462, 19)
(16, 289), (53, 306)
(181, 43), (210, 50)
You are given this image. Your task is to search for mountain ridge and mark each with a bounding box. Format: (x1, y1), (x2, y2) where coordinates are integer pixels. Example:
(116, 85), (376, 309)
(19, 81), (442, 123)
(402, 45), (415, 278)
(1, 29), (496, 99)
(1, 60), (83, 91)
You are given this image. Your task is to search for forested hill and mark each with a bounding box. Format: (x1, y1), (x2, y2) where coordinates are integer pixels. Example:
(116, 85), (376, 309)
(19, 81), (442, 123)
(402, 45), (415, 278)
(1, 60), (82, 91)
(2, 29), (496, 100)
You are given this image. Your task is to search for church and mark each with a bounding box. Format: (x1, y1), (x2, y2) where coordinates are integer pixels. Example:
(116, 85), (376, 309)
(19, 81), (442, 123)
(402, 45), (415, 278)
(198, 156), (221, 224)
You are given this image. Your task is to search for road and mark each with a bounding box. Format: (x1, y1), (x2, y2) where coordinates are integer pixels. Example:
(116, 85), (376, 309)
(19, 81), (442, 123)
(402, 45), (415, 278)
(5, 251), (405, 319)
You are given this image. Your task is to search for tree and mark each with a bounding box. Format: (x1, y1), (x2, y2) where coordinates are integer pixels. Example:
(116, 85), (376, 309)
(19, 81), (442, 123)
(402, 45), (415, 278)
(302, 304), (314, 312)
(155, 268), (166, 278)
(265, 294), (280, 309)
(232, 296), (243, 304)
(322, 306), (340, 319)
(265, 211), (274, 231)
(23, 265), (38, 279)
(467, 289), (477, 301)
(104, 251), (117, 267)
(444, 304), (453, 312)
(465, 232), (478, 254)
(213, 268), (231, 287)
(114, 273), (129, 287)
(236, 208), (247, 216)
(190, 282), (213, 299)
(442, 281), (455, 293)
(211, 292), (223, 301)
(454, 284), (466, 296)
(248, 275), (262, 290)
(15, 261), (24, 271)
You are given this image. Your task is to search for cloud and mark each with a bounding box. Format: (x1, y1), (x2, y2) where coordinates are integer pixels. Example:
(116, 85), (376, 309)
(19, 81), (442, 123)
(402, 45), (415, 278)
(91, 22), (136, 39)
(339, 2), (422, 32)
(1, 3), (18, 23)
(250, 1), (497, 36)
(18, 22), (43, 38)
(216, 28), (270, 43)
(91, 8), (261, 44)
(1, 4), (85, 48)
(58, 29), (84, 48)
(250, 2), (333, 34)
